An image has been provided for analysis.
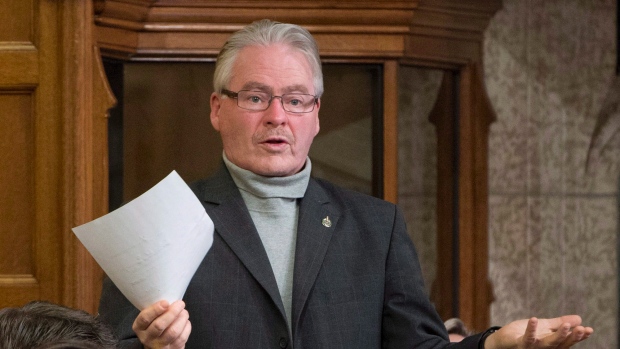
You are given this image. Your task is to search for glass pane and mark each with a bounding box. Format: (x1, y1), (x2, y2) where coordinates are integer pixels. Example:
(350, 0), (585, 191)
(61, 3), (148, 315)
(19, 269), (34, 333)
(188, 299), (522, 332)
(310, 64), (382, 196)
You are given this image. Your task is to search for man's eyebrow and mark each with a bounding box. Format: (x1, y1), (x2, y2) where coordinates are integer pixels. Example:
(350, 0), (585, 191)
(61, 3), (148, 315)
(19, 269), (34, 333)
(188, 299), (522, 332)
(241, 81), (271, 92)
(282, 84), (311, 94)
(239, 82), (312, 94)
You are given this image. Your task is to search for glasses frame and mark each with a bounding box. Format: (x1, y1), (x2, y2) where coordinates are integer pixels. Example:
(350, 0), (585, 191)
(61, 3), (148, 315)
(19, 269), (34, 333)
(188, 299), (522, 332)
(220, 89), (319, 114)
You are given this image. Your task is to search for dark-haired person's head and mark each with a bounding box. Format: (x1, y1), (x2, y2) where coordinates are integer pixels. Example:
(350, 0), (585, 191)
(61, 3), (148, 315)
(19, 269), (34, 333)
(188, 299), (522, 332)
(0, 301), (118, 349)
(34, 340), (108, 349)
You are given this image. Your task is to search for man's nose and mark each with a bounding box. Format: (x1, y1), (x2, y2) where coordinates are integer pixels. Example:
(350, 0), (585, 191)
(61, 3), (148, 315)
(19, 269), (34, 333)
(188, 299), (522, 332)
(263, 97), (288, 125)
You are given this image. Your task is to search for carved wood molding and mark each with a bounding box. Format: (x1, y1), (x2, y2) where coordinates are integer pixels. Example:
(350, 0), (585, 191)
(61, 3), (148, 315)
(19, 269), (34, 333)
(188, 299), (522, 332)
(405, 0), (501, 67)
(95, 0), (500, 65)
(61, 0), (116, 313)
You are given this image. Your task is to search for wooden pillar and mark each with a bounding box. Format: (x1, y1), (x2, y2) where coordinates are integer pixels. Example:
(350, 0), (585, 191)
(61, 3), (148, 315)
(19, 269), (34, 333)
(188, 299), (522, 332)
(429, 71), (459, 322)
(429, 62), (494, 331)
(60, 0), (116, 313)
(383, 60), (399, 204)
(456, 62), (494, 331)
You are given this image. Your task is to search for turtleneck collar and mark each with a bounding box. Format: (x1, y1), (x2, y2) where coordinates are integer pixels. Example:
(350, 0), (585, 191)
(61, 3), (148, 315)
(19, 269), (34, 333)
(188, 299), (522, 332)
(223, 153), (311, 199)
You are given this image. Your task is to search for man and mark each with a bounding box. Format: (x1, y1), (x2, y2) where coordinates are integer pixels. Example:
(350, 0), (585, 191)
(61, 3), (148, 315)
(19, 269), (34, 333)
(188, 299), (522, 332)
(98, 19), (593, 349)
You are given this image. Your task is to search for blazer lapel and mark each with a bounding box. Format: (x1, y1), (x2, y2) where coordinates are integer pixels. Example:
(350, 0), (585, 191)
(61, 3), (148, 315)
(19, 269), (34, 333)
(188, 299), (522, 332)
(291, 178), (339, 331)
(195, 167), (286, 318)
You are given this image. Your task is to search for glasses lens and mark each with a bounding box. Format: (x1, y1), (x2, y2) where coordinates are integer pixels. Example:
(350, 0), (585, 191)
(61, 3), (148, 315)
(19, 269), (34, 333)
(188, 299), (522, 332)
(282, 94), (316, 113)
(235, 91), (316, 113)
(237, 91), (270, 111)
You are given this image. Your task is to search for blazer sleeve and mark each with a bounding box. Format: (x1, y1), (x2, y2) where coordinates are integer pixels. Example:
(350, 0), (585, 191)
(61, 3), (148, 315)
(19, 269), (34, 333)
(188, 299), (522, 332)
(381, 205), (484, 349)
(98, 276), (144, 349)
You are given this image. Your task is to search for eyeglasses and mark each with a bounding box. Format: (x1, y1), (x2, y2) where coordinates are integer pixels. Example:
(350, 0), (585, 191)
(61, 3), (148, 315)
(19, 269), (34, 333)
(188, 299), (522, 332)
(221, 89), (318, 113)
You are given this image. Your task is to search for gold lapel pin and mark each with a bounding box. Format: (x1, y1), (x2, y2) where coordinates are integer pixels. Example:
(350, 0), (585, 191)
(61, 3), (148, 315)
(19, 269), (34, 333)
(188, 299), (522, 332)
(322, 216), (332, 227)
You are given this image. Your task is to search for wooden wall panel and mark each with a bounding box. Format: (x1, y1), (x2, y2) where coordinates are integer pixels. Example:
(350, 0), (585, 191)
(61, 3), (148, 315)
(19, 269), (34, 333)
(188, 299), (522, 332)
(0, 0), (114, 313)
(0, 93), (35, 275)
(0, 0), (62, 309)
(0, 50), (38, 84)
(0, 0), (34, 43)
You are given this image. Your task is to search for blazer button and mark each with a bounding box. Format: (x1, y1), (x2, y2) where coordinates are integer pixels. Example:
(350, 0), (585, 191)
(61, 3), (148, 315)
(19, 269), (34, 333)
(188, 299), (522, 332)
(279, 337), (288, 348)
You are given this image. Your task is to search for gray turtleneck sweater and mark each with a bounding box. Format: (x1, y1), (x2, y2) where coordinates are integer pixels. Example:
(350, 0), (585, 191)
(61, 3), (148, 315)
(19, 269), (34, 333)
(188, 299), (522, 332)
(223, 154), (311, 329)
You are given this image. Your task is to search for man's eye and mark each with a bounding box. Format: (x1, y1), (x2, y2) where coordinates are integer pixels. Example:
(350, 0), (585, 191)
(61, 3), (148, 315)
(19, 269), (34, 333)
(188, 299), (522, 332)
(285, 95), (309, 106)
(242, 92), (269, 103)
(249, 96), (263, 103)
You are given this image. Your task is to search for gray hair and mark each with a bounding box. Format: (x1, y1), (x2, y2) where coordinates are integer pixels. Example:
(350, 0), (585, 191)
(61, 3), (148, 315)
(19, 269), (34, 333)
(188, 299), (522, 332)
(213, 19), (323, 97)
(0, 301), (118, 349)
(444, 317), (472, 337)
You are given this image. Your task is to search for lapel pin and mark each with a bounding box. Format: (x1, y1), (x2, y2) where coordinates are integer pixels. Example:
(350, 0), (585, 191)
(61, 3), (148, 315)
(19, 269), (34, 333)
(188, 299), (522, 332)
(322, 216), (332, 227)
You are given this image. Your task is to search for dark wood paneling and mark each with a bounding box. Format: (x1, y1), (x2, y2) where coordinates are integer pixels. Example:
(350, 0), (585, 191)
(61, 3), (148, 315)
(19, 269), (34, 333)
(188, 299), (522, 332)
(122, 63), (220, 201)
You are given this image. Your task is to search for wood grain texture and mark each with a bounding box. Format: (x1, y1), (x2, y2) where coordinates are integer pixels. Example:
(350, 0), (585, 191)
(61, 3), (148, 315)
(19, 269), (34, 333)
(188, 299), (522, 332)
(0, 0), (114, 314)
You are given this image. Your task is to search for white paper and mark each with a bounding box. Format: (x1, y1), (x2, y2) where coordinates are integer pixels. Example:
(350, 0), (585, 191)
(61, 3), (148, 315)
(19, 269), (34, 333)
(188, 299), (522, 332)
(72, 170), (214, 310)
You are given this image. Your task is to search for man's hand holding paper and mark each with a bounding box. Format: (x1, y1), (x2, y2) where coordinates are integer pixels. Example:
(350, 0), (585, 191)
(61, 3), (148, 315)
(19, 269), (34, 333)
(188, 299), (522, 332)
(72, 170), (213, 312)
(132, 300), (191, 349)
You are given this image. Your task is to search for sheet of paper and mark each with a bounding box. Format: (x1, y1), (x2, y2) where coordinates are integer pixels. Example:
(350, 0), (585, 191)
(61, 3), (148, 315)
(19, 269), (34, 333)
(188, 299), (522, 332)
(73, 170), (214, 310)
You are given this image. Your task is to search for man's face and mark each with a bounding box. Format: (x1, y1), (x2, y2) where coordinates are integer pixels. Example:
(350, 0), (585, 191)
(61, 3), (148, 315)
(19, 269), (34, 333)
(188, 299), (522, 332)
(210, 43), (320, 177)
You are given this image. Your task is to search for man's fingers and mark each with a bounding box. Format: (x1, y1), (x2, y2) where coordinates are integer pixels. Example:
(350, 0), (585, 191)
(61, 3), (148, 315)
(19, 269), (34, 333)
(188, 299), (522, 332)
(522, 317), (538, 345)
(133, 300), (170, 332)
(510, 316), (592, 349)
(527, 315), (583, 339)
(169, 317), (192, 348)
(557, 326), (594, 349)
(148, 301), (186, 336)
(133, 300), (187, 345)
(159, 308), (190, 344)
(546, 322), (571, 347)
(571, 327), (585, 341)
(544, 315), (583, 330)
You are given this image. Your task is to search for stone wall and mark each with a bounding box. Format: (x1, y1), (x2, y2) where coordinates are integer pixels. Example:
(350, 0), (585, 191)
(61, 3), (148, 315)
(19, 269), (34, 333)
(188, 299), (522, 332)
(484, 1), (619, 347)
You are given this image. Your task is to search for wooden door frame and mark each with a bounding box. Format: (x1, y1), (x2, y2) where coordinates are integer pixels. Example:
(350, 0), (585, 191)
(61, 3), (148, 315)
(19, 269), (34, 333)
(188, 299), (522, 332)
(62, 0), (116, 313)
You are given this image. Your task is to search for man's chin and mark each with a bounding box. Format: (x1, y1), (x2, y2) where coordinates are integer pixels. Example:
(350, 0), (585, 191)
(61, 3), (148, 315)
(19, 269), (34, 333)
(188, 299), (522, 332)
(254, 168), (295, 177)
(253, 161), (303, 177)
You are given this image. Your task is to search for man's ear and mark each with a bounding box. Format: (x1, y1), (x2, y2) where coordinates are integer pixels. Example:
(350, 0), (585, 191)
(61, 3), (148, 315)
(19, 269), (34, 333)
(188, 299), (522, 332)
(314, 98), (321, 136)
(210, 92), (222, 131)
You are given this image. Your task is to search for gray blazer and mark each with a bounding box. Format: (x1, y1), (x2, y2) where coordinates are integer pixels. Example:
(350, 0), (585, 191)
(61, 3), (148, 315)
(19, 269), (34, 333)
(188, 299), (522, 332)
(98, 166), (484, 349)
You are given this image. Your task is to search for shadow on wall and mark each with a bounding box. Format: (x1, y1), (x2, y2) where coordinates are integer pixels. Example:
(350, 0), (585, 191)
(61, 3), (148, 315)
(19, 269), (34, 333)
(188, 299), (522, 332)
(586, 76), (620, 172)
